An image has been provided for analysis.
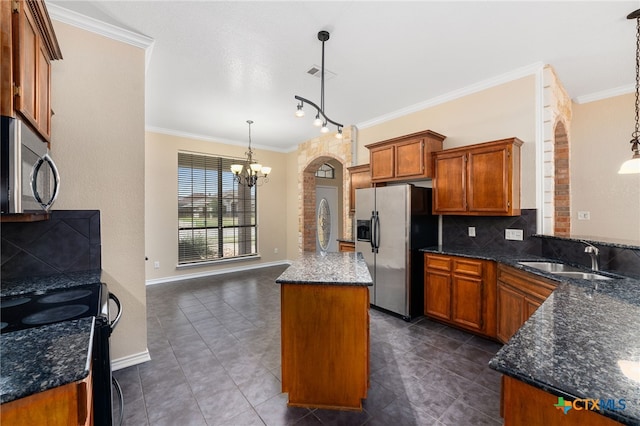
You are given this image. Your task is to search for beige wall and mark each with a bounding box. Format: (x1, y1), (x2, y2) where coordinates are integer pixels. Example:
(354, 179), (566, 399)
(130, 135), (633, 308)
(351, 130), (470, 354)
(570, 94), (640, 243)
(356, 76), (538, 209)
(145, 132), (289, 282)
(50, 22), (147, 362)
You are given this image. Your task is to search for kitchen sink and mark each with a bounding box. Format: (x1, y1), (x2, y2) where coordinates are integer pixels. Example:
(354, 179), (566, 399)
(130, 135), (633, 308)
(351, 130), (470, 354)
(550, 271), (613, 280)
(517, 261), (583, 273)
(518, 261), (614, 280)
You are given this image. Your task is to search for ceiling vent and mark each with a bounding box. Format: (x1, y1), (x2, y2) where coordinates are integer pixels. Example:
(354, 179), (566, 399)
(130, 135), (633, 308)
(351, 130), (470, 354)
(307, 65), (336, 80)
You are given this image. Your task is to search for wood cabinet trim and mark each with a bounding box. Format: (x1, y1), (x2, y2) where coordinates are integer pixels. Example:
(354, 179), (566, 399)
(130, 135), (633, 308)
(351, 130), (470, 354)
(23, 0), (62, 60)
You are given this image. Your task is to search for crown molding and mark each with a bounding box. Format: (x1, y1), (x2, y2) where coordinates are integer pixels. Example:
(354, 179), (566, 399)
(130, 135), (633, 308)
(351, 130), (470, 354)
(573, 84), (634, 104)
(357, 62), (545, 130)
(146, 126), (291, 154)
(46, 3), (155, 71)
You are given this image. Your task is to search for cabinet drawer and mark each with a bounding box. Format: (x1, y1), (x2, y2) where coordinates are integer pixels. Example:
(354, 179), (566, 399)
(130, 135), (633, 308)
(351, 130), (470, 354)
(425, 254), (451, 271)
(453, 258), (483, 277)
(497, 265), (556, 300)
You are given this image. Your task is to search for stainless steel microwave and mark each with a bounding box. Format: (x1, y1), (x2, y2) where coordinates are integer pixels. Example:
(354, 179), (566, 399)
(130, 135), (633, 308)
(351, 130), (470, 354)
(1, 116), (60, 214)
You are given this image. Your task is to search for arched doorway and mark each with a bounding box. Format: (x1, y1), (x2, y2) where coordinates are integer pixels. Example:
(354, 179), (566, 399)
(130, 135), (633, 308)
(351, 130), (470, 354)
(301, 155), (346, 252)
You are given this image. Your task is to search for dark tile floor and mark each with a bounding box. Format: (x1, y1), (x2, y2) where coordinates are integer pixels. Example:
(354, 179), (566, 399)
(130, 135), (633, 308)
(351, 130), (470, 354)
(113, 265), (504, 426)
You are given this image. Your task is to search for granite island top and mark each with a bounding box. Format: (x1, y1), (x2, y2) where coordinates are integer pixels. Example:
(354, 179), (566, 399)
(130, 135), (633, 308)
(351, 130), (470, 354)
(0, 317), (94, 404)
(276, 252), (372, 286)
(421, 246), (640, 425)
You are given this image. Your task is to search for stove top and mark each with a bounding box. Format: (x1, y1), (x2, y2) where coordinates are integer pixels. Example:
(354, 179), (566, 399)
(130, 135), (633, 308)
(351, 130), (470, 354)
(0, 283), (102, 334)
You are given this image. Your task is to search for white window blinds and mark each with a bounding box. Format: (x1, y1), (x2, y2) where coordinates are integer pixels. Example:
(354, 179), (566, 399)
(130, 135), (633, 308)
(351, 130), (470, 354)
(178, 152), (257, 264)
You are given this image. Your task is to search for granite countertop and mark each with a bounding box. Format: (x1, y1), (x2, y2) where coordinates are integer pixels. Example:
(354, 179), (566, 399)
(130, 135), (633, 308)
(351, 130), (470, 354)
(276, 252), (373, 286)
(0, 317), (94, 404)
(1, 270), (103, 297)
(421, 246), (640, 425)
(0, 270), (105, 405)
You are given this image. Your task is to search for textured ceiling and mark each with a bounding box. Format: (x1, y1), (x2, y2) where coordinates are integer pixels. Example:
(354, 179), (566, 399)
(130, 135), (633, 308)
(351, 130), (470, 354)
(48, 1), (638, 151)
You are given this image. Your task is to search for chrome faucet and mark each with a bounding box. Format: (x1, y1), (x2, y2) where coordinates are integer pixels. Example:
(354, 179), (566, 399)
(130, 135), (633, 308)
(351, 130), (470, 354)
(580, 241), (600, 271)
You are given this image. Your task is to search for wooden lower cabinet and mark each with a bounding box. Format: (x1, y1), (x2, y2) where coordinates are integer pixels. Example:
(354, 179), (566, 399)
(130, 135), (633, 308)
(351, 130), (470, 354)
(501, 375), (623, 425)
(496, 265), (557, 343)
(1, 372), (92, 426)
(281, 283), (369, 411)
(424, 253), (497, 338)
(338, 240), (355, 252)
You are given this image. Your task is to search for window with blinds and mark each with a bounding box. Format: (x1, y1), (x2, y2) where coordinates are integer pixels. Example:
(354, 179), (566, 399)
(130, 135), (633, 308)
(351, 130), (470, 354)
(178, 152), (257, 264)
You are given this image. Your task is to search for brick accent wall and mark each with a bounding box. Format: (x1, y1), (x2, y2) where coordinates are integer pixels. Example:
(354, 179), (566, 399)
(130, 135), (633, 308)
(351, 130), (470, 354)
(554, 122), (571, 236)
(542, 65), (572, 235)
(296, 127), (353, 253)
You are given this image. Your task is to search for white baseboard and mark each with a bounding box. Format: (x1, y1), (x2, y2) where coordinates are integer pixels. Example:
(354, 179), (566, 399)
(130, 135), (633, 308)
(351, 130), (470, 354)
(112, 349), (151, 371)
(145, 260), (292, 286)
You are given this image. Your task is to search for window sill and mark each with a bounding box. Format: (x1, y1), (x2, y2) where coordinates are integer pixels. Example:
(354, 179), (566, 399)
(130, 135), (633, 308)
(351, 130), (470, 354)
(176, 254), (261, 269)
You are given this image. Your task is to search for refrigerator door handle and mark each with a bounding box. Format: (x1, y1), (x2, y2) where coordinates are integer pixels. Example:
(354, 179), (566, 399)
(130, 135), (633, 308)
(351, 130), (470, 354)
(370, 211), (376, 252)
(374, 211), (381, 253)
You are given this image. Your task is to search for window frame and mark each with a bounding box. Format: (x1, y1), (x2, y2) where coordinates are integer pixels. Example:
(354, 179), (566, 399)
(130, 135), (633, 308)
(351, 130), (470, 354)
(177, 151), (258, 265)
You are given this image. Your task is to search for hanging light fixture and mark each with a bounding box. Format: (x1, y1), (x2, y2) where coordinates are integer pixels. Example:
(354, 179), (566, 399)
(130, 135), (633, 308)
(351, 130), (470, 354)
(294, 30), (344, 139)
(620, 10), (640, 174)
(230, 120), (271, 187)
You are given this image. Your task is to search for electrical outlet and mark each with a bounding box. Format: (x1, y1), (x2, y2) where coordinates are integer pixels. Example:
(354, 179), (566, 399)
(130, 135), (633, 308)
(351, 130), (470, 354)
(154, 261), (160, 269)
(468, 227), (476, 237)
(274, 248), (279, 254)
(578, 211), (591, 220)
(505, 229), (524, 241)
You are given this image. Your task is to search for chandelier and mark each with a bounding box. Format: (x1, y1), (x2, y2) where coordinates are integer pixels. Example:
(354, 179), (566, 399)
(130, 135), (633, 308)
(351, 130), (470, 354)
(620, 9), (640, 174)
(230, 120), (271, 187)
(294, 30), (344, 139)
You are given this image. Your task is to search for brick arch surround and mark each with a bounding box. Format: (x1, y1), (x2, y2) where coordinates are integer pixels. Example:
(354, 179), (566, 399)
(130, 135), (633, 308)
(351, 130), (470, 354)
(296, 129), (353, 254)
(302, 155), (345, 252)
(554, 120), (571, 236)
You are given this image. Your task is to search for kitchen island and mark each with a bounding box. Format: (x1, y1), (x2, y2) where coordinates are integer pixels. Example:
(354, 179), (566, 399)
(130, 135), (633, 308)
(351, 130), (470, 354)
(276, 252), (373, 411)
(421, 246), (640, 425)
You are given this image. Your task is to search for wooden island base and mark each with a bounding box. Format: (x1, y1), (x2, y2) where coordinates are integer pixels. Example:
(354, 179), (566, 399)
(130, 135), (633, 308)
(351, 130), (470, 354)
(280, 283), (369, 411)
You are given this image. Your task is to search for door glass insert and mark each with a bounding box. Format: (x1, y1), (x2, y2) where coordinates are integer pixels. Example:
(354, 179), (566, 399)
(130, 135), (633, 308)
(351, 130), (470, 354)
(317, 197), (331, 252)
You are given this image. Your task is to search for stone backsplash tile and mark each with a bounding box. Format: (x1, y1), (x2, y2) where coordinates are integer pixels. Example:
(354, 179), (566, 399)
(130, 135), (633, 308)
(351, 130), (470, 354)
(442, 209), (540, 255)
(1, 210), (101, 279)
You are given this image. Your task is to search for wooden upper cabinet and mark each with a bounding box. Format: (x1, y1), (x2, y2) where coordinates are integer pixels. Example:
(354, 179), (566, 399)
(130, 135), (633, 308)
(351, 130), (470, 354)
(366, 130), (446, 183)
(347, 164), (371, 213)
(9, 0), (62, 143)
(433, 137), (523, 216)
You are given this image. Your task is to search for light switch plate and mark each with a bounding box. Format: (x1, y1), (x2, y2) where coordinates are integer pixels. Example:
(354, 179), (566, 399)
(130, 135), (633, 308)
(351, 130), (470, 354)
(578, 211), (591, 220)
(468, 227), (476, 237)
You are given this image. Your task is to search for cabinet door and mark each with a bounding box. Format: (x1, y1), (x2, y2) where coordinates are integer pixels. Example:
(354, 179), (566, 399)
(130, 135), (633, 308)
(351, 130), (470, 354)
(451, 274), (484, 332)
(348, 165), (371, 213)
(497, 282), (525, 343)
(467, 144), (510, 214)
(424, 270), (451, 320)
(14, 1), (39, 128)
(369, 145), (395, 181)
(37, 44), (51, 138)
(525, 297), (543, 320)
(432, 152), (467, 213)
(395, 138), (424, 178)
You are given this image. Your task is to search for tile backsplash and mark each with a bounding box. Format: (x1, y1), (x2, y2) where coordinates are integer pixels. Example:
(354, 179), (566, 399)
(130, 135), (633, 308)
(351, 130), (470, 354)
(440, 208), (640, 278)
(442, 209), (540, 255)
(1, 210), (101, 279)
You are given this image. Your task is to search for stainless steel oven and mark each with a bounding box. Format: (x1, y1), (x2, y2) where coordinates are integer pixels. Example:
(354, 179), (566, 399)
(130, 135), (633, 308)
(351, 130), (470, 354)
(1, 116), (60, 214)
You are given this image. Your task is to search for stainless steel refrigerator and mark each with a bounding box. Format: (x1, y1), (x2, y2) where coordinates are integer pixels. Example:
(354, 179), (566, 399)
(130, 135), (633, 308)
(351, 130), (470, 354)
(355, 184), (438, 320)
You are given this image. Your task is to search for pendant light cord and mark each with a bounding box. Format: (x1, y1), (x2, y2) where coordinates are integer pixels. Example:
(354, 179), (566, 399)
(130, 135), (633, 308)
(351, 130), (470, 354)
(634, 17), (640, 142)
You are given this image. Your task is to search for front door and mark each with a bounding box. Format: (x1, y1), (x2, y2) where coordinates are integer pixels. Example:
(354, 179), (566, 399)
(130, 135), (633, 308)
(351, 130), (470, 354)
(316, 186), (338, 253)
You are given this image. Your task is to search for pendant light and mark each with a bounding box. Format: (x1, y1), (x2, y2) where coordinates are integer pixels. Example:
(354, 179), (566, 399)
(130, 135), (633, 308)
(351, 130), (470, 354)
(619, 10), (640, 174)
(230, 120), (271, 187)
(294, 30), (344, 139)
